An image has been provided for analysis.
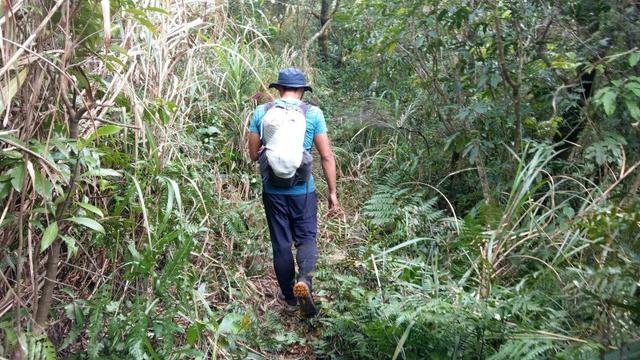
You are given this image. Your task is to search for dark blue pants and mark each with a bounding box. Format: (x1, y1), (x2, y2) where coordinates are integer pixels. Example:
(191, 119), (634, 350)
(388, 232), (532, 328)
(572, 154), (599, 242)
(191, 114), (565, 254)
(262, 192), (318, 301)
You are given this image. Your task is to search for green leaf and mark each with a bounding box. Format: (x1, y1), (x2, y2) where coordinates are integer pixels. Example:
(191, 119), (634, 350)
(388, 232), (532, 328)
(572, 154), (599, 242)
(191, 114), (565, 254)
(145, 6), (171, 15)
(2, 150), (22, 160)
(490, 73), (501, 87)
(630, 52), (640, 67)
(77, 202), (104, 218)
(105, 301), (119, 313)
(158, 106), (170, 125)
(105, 54), (126, 68)
(0, 68), (28, 114)
(41, 222), (59, 252)
(600, 90), (617, 116)
(42, 337), (57, 360)
(562, 206), (575, 218)
(34, 171), (54, 200)
(66, 217), (105, 233)
(217, 313), (244, 335)
(443, 132), (462, 153)
(96, 125), (122, 136)
(166, 178), (182, 213)
(186, 323), (202, 345)
(88, 124), (123, 140)
(109, 44), (129, 56)
(595, 145), (606, 165)
(62, 235), (78, 258)
(626, 100), (640, 121)
(462, 142), (480, 165)
(134, 15), (158, 35)
(81, 168), (121, 178)
(128, 242), (141, 260)
(625, 81), (640, 97)
(392, 320), (415, 360)
(68, 68), (90, 92)
(163, 181), (174, 224)
(124, 8), (147, 17)
(0, 321), (17, 347)
(8, 163), (24, 191)
(0, 182), (11, 201)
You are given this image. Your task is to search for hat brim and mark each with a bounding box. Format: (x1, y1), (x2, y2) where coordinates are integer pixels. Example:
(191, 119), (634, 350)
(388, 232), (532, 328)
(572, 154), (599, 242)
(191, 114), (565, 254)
(268, 83), (313, 92)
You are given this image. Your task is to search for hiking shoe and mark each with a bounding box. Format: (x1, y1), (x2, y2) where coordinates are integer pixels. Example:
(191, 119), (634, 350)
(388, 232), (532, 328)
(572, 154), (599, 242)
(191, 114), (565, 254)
(293, 280), (318, 317)
(277, 292), (299, 313)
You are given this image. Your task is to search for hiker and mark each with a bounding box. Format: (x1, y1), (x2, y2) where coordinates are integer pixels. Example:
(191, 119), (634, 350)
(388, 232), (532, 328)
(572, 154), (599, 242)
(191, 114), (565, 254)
(248, 68), (339, 317)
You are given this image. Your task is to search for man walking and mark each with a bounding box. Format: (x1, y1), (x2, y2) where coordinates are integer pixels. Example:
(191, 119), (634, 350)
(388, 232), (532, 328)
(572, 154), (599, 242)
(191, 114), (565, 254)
(248, 68), (338, 317)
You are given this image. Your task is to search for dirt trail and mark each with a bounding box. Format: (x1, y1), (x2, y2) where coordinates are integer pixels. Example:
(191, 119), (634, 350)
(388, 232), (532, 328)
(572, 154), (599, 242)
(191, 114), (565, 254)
(241, 207), (358, 359)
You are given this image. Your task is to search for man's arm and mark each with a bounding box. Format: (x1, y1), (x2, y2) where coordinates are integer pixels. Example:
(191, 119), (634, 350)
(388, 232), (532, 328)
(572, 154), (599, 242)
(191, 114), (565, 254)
(248, 133), (261, 162)
(314, 133), (339, 210)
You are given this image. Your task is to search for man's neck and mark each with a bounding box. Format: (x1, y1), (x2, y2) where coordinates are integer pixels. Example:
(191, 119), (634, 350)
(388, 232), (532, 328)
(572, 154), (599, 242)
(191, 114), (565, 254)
(280, 92), (301, 101)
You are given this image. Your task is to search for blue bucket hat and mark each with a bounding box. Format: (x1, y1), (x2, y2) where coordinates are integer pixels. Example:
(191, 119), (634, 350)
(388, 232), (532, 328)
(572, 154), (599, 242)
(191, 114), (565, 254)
(268, 68), (313, 92)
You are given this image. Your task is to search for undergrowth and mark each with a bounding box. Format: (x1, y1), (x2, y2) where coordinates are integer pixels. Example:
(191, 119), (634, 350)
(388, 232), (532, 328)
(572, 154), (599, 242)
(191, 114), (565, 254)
(2, 1), (639, 359)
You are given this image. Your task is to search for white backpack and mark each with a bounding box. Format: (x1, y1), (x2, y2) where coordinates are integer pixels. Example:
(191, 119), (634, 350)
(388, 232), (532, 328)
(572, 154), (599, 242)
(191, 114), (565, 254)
(259, 102), (313, 188)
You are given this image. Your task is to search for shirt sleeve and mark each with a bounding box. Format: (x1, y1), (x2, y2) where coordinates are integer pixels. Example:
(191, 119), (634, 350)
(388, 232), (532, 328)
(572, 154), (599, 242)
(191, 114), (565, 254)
(249, 105), (263, 134)
(312, 107), (327, 135)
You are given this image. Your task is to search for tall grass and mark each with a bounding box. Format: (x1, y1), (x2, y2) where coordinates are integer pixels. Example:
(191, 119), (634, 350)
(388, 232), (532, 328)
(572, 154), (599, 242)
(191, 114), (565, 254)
(0, 1), (293, 358)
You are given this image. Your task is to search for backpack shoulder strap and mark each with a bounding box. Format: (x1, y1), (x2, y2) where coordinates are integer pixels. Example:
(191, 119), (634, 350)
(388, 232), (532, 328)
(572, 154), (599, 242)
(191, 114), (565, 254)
(298, 102), (310, 116)
(264, 101), (276, 112)
(260, 102), (275, 141)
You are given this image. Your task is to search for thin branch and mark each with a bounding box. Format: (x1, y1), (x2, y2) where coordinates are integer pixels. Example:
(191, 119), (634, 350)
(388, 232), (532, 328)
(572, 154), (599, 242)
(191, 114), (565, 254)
(82, 116), (140, 129)
(331, 0), (341, 17)
(580, 161), (640, 215)
(306, 18), (333, 48)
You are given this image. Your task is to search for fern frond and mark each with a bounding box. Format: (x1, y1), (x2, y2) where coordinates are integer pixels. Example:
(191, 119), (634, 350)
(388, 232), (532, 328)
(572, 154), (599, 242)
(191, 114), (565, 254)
(489, 338), (555, 360)
(25, 334), (57, 360)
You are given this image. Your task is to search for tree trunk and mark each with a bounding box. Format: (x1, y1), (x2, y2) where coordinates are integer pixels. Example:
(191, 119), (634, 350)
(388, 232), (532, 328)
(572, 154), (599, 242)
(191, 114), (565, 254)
(493, 4), (523, 155)
(475, 151), (494, 205)
(34, 0), (81, 332)
(318, 0), (331, 60)
(621, 167), (640, 208)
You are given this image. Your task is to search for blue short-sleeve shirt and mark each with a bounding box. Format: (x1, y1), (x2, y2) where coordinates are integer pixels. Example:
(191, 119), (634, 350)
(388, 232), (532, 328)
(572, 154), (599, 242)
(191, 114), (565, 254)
(249, 99), (327, 195)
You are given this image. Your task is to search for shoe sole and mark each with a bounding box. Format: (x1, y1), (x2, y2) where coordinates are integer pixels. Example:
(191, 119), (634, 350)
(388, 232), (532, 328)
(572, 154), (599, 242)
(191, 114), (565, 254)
(293, 282), (317, 317)
(277, 293), (299, 313)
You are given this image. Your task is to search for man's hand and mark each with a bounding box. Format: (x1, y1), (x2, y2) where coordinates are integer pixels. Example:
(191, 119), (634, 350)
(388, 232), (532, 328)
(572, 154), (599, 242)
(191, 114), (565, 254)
(328, 192), (339, 211)
(248, 133), (261, 161)
(327, 193), (345, 220)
